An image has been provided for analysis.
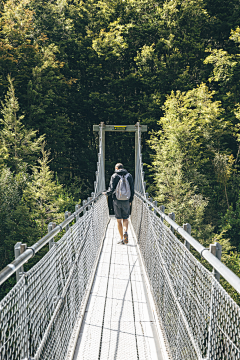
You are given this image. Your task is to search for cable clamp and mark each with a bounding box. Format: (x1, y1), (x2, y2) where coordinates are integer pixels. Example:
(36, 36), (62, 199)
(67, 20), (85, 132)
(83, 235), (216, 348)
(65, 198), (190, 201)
(176, 226), (182, 233)
(200, 248), (208, 257)
(27, 247), (35, 258)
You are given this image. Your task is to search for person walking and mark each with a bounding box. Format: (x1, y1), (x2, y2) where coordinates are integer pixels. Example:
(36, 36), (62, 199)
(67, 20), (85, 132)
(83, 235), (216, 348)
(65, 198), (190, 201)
(103, 163), (134, 244)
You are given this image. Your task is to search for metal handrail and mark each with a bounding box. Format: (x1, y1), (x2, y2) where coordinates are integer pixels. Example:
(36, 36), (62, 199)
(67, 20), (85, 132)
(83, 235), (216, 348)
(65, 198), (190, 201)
(135, 191), (240, 294)
(0, 192), (104, 286)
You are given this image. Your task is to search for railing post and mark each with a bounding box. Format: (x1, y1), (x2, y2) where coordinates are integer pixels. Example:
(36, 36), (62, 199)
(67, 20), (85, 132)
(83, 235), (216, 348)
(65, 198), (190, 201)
(65, 211), (71, 232)
(100, 122), (105, 175)
(75, 204), (80, 221)
(14, 242), (22, 282)
(48, 222), (53, 250)
(87, 197), (92, 211)
(168, 212), (175, 233)
(48, 222), (56, 250)
(183, 223), (191, 250)
(65, 211), (68, 230)
(83, 200), (87, 215)
(148, 197), (153, 210)
(159, 205), (165, 222)
(153, 200), (157, 214)
(140, 171), (146, 192)
(210, 242), (222, 282)
(20, 244), (27, 277)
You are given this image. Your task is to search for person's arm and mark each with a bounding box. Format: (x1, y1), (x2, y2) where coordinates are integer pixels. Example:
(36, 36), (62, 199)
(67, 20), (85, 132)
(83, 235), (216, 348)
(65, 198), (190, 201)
(103, 174), (118, 196)
(129, 174), (134, 203)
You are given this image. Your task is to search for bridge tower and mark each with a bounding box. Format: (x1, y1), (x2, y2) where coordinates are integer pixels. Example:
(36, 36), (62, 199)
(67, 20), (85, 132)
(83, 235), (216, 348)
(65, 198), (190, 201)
(93, 122), (147, 195)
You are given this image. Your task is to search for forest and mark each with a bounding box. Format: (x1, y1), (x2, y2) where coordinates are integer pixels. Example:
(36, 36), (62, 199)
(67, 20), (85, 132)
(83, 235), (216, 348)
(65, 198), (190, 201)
(0, 0), (240, 301)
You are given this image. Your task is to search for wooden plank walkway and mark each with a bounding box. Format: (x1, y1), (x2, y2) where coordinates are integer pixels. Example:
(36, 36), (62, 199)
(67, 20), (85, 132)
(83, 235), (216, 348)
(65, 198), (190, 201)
(73, 217), (168, 360)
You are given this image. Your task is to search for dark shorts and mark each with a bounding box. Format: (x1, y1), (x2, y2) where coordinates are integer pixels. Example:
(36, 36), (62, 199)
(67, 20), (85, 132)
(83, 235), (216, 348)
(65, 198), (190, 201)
(113, 199), (130, 219)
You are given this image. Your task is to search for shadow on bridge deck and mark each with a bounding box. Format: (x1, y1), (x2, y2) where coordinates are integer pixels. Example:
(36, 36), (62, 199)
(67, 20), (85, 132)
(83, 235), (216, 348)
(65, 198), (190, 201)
(73, 216), (168, 360)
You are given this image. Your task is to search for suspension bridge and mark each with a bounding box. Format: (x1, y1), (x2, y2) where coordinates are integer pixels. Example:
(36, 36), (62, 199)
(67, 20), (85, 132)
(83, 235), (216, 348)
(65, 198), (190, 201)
(0, 122), (240, 360)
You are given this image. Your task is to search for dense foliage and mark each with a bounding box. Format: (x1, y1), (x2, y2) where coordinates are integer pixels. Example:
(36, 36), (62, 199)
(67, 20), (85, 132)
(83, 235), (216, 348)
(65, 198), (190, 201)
(0, 0), (240, 301)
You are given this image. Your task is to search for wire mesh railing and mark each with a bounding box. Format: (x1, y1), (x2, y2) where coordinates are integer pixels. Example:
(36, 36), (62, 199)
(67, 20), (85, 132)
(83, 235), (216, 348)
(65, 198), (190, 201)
(0, 195), (109, 360)
(131, 193), (240, 360)
(3, 119), (240, 360)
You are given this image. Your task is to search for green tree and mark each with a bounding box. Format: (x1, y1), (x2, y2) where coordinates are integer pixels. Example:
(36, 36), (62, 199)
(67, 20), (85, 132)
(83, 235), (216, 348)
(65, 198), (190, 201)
(213, 152), (235, 209)
(23, 144), (65, 237)
(0, 168), (28, 265)
(204, 27), (240, 127)
(0, 0), (48, 94)
(149, 83), (230, 241)
(0, 0), (72, 183)
(0, 166), (38, 300)
(0, 76), (44, 172)
(204, 26), (240, 208)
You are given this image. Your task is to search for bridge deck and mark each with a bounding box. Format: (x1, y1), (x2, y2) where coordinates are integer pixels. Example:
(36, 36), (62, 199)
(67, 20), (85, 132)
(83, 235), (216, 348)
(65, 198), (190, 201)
(73, 217), (167, 360)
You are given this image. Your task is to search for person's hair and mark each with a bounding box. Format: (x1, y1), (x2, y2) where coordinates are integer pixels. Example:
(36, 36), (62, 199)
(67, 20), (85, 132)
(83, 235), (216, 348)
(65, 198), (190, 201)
(115, 163), (123, 169)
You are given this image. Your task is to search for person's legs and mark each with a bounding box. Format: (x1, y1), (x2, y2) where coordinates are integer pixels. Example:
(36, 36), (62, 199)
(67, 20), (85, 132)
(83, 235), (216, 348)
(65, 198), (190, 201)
(123, 218), (128, 244)
(120, 201), (130, 244)
(123, 219), (128, 233)
(114, 200), (129, 244)
(117, 219), (123, 240)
